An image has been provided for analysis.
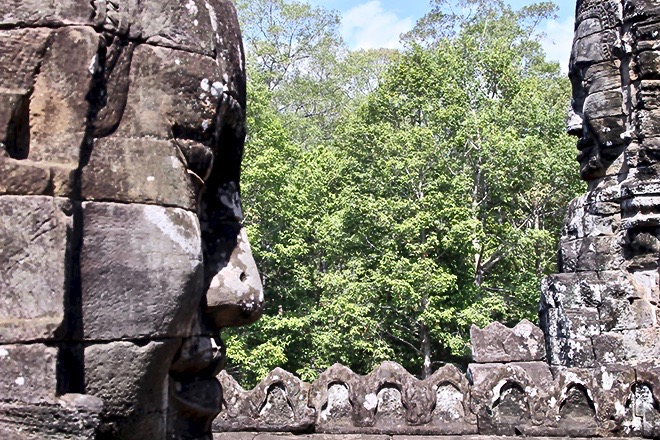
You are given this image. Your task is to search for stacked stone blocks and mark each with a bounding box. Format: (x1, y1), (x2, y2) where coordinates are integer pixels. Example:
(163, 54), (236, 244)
(0, 0), (260, 438)
(541, 0), (660, 369)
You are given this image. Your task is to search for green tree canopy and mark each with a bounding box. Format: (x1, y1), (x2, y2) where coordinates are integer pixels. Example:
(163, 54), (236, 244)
(227, 0), (582, 386)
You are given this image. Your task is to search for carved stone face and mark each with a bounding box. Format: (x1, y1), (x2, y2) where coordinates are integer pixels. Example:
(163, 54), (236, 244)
(567, 0), (625, 180)
(0, 1), (262, 439)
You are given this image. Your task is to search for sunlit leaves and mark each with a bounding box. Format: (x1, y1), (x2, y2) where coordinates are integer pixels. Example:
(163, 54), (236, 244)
(227, 0), (582, 386)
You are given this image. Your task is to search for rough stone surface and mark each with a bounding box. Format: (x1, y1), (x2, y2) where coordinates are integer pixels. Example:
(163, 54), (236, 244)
(0, 0), (97, 27)
(0, 196), (72, 343)
(214, 435), (390, 440)
(213, 437), (641, 440)
(470, 320), (545, 363)
(539, 0), (660, 369)
(0, 395), (102, 440)
(0, 0), (261, 438)
(0, 344), (58, 404)
(85, 340), (180, 440)
(29, 27), (98, 166)
(206, 227), (264, 328)
(215, 368), (315, 433)
(82, 137), (197, 210)
(0, 158), (77, 197)
(7, 0), (660, 438)
(81, 202), (204, 340)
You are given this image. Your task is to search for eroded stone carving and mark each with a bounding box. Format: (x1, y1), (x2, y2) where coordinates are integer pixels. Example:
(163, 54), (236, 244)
(541, 0), (660, 368)
(214, 352), (660, 438)
(214, 368), (314, 433)
(0, 1), (262, 439)
(470, 319), (546, 363)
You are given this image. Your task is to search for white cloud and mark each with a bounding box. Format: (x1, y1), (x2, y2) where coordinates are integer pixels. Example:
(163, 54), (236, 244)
(541, 16), (575, 73)
(340, 1), (414, 50)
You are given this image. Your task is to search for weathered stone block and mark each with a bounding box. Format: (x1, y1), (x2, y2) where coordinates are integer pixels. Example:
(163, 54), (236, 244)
(98, 0), (243, 59)
(310, 364), (362, 432)
(593, 332), (626, 364)
(0, 0), (97, 27)
(0, 344), (58, 404)
(0, 28), (51, 91)
(542, 271), (642, 318)
(588, 116), (628, 147)
(0, 196), (72, 343)
(559, 236), (624, 272)
(373, 386), (407, 431)
(468, 362), (553, 435)
(28, 27), (98, 166)
(621, 328), (660, 361)
(399, 438), (639, 440)
(362, 362), (436, 431)
(543, 307), (600, 340)
(0, 26), (98, 170)
(85, 340), (180, 440)
(563, 208), (620, 238)
(0, 27), (99, 164)
(0, 158), (77, 197)
(638, 109), (660, 138)
(215, 368), (315, 433)
(573, 27), (621, 65)
(319, 383), (353, 428)
(0, 158), (51, 196)
(214, 435), (390, 440)
(582, 61), (622, 94)
(638, 80), (660, 110)
(584, 90), (624, 120)
(630, 269), (660, 303)
(632, 382), (660, 438)
(546, 336), (596, 368)
(82, 138), (196, 210)
(424, 364), (476, 434)
(0, 394), (103, 440)
(470, 320), (545, 363)
(541, 272), (602, 309)
(81, 202), (203, 340)
(634, 364), (660, 437)
(637, 50), (660, 79)
(591, 365), (637, 430)
(545, 368), (601, 437)
(599, 297), (657, 331)
(113, 43), (240, 141)
(205, 226), (264, 328)
(138, 0), (240, 57)
(621, 178), (660, 198)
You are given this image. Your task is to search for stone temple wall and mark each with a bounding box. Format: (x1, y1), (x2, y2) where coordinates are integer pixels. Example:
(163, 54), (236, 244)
(2, 0), (660, 439)
(540, 0), (660, 367)
(0, 0), (264, 439)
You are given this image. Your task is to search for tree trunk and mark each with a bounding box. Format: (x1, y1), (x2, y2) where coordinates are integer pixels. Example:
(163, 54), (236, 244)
(420, 323), (432, 379)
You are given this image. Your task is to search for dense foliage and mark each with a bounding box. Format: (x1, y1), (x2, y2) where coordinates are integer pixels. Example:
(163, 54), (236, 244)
(225, 0), (583, 386)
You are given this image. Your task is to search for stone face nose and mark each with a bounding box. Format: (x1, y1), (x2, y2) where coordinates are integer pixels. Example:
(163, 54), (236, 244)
(205, 227), (264, 328)
(566, 105), (583, 137)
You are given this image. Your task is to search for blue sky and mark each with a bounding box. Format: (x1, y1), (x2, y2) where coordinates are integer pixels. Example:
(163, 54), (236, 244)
(308, 0), (576, 70)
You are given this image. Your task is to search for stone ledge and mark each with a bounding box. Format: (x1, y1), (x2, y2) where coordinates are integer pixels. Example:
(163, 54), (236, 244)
(214, 434), (644, 440)
(215, 353), (660, 438)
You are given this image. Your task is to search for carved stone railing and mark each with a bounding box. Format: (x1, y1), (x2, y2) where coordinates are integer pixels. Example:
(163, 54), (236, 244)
(213, 321), (660, 438)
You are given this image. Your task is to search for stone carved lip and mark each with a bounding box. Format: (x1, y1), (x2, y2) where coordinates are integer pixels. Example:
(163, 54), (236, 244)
(171, 376), (223, 417)
(170, 345), (224, 375)
(575, 133), (598, 165)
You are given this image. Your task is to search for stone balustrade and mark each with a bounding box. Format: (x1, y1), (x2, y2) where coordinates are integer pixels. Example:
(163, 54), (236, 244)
(213, 321), (660, 438)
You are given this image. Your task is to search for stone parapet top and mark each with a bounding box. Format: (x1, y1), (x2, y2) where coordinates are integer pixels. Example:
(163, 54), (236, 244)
(214, 434), (645, 440)
(214, 321), (660, 439)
